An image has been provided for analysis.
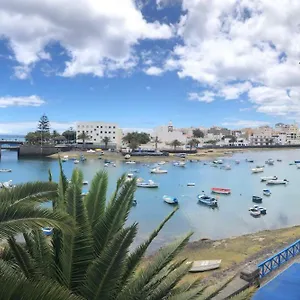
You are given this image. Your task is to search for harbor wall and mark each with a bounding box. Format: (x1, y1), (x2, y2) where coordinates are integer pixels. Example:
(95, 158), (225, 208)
(19, 145), (71, 157)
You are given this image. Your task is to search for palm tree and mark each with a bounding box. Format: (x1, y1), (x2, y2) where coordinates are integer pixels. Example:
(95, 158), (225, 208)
(169, 139), (182, 150)
(77, 132), (90, 149)
(2, 167), (210, 299)
(187, 138), (199, 150)
(153, 136), (161, 151)
(102, 136), (110, 149)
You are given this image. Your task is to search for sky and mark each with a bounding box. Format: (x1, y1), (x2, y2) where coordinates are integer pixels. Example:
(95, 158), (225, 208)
(0, 0), (300, 134)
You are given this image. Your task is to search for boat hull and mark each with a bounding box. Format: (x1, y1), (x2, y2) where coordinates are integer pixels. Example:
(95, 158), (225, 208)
(187, 260), (221, 272)
(211, 188), (231, 195)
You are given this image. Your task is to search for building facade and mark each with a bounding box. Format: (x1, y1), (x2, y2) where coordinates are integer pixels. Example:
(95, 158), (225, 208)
(76, 121), (122, 148)
(249, 126), (274, 146)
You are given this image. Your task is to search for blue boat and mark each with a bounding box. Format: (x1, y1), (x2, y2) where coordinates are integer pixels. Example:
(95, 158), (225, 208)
(163, 195), (178, 205)
(197, 195), (218, 206)
(263, 189), (271, 196)
(295, 160), (300, 164)
(42, 227), (53, 236)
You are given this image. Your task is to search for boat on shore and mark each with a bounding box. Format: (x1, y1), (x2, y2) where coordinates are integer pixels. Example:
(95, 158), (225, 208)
(158, 161), (166, 165)
(163, 195), (178, 205)
(150, 167), (168, 174)
(187, 260), (222, 272)
(261, 176), (277, 182)
(0, 169), (12, 173)
(211, 187), (231, 195)
(263, 189), (271, 196)
(137, 179), (159, 188)
(252, 195), (263, 203)
(267, 179), (288, 185)
(197, 195), (218, 206)
(252, 167), (264, 173)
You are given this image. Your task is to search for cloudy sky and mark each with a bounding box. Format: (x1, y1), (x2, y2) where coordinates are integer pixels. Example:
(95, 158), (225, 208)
(0, 0), (299, 134)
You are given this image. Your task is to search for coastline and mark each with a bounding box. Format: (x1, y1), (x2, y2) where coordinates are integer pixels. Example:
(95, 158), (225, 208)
(47, 146), (295, 162)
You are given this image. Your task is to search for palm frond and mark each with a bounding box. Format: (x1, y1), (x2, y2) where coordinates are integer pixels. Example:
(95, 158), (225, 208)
(55, 158), (68, 210)
(117, 233), (192, 300)
(230, 287), (256, 300)
(85, 171), (108, 227)
(84, 224), (137, 300)
(166, 285), (207, 300)
(109, 173), (127, 203)
(121, 208), (178, 284)
(0, 204), (74, 239)
(92, 179), (136, 254)
(8, 237), (36, 279)
(48, 168), (53, 182)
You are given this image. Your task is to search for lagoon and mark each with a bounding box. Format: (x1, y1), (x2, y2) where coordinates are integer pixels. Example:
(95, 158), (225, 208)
(1, 148), (300, 251)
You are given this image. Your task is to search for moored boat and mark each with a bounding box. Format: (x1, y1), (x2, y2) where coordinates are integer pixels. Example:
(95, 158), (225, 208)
(252, 195), (263, 203)
(260, 176), (277, 182)
(246, 159), (254, 163)
(267, 179), (288, 185)
(211, 187), (231, 195)
(137, 179), (159, 188)
(235, 160), (240, 164)
(295, 160), (300, 164)
(150, 167), (168, 174)
(125, 173), (134, 182)
(249, 208), (261, 217)
(0, 169), (12, 173)
(42, 227), (53, 236)
(74, 160), (79, 164)
(125, 161), (136, 164)
(265, 159), (274, 165)
(158, 161), (166, 165)
(251, 167), (264, 173)
(197, 195), (218, 206)
(173, 161), (186, 167)
(163, 195), (178, 204)
(82, 181), (88, 185)
(187, 260), (222, 272)
(221, 164), (231, 170)
(187, 183), (195, 186)
(263, 189), (271, 196)
(277, 159), (282, 162)
(213, 159), (223, 164)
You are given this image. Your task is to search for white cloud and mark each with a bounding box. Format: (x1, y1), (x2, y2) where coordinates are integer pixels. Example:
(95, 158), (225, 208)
(170, 0), (300, 119)
(144, 66), (164, 76)
(0, 121), (75, 135)
(188, 91), (216, 103)
(0, 95), (45, 108)
(0, 0), (173, 78)
(222, 120), (270, 129)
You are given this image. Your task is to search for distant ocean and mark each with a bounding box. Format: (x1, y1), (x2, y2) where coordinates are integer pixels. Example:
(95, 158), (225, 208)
(0, 135), (25, 141)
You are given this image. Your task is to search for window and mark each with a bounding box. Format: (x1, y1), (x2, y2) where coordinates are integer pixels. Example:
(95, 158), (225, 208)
(86, 125), (89, 128)
(113, 131), (115, 134)
(97, 126), (99, 128)
(105, 131), (107, 134)
(94, 139), (96, 141)
(96, 133), (99, 136)
(100, 131), (103, 133)
(90, 131), (93, 133)
(108, 131), (111, 134)
(113, 137), (115, 139)
(113, 126), (116, 129)
(101, 126), (103, 128)
(94, 129), (96, 131)
(109, 126), (111, 129)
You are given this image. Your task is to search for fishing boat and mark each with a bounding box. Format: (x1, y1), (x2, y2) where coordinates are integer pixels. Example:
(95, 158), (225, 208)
(0, 169), (12, 173)
(252, 196), (263, 203)
(125, 161), (136, 164)
(246, 159), (254, 163)
(74, 160), (79, 164)
(211, 187), (231, 195)
(137, 179), (159, 188)
(267, 179), (288, 185)
(251, 167), (264, 173)
(42, 227), (53, 236)
(187, 183), (195, 186)
(235, 160), (240, 164)
(263, 189), (271, 196)
(260, 176), (277, 182)
(197, 195), (218, 206)
(249, 208), (261, 217)
(187, 260), (222, 272)
(150, 167), (168, 174)
(82, 181), (88, 185)
(163, 195), (178, 205)
(173, 161), (186, 167)
(220, 164), (231, 170)
(251, 205), (267, 215)
(277, 159), (282, 162)
(265, 159), (274, 165)
(213, 159), (223, 164)
(158, 161), (166, 165)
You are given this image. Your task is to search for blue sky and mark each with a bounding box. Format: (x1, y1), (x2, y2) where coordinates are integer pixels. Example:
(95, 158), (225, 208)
(0, 0), (299, 134)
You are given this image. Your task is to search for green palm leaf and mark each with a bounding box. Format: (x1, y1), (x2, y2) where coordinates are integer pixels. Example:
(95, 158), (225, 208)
(109, 173), (127, 203)
(84, 224), (137, 300)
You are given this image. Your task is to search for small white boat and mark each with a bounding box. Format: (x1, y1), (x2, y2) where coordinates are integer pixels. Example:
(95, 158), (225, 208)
(0, 169), (12, 173)
(213, 159), (223, 164)
(163, 195), (178, 205)
(197, 195), (218, 206)
(124, 154), (131, 159)
(187, 260), (222, 272)
(42, 227), (53, 236)
(246, 159), (254, 163)
(82, 181), (88, 185)
(249, 208), (261, 217)
(261, 176), (277, 182)
(173, 161), (186, 167)
(265, 159), (274, 165)
(251, 167), (264, 173)
(221, 164), (231, 170)
(1, 180), (13, 188)
(125, 161), (136, 164)
(137, 179), (159, 188)
(150, 167), (168, 174)
(86, 149), (96, 153)
(104, 163), (109, 167)
(74, 160), (79, 164)
(187, 183), (195, 186)
(263, 189), (271, 196)
(235, 160), (240, 164)
(158, 161), (166, 165)
(267, 179), (288, 185)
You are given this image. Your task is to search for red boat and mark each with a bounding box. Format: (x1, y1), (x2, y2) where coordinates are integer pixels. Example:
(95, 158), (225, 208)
(211, 187), (231, 195)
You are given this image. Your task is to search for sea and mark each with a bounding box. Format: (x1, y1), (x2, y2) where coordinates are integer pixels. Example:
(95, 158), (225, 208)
(1, 146), (300, 251)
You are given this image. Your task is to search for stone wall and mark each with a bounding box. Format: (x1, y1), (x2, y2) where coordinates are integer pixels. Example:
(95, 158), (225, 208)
(19, 145), (70, 157)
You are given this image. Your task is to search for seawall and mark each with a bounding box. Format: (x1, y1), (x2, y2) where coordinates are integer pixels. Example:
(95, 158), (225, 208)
(19, 145), (72, 157)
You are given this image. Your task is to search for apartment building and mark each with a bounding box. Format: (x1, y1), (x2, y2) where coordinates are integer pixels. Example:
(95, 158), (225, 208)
(249, 126), (274, 146)
(76, 121), (122, 148)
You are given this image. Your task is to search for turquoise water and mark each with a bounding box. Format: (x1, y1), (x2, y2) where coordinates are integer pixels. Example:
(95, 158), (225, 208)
(1, 149), (300, 250)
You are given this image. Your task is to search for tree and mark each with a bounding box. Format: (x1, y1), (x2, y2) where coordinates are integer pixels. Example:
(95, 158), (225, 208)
(2, 169), (207, 299)
(37, 114), (50, 133)
(153, 136), (161, 151)
(169, 139), (182, 150)
(187, 138), (199, 150)
(62, 128), (76, 143)
(222, 135), (237, 143)
(193, 128), (204, 138)
(51, 130), (60, 139)
(54, 135), (67, 144)
(122, 132), (151, 150)
(77, 132), (90, 148)
(25, 132), (39, 144)
(102, 136), (110, 149)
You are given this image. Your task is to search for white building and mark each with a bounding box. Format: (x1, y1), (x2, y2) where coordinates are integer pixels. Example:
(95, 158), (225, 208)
(76, 121), (122, 148)
(274, 123), (300, 144)
(249, 126), (274, 146)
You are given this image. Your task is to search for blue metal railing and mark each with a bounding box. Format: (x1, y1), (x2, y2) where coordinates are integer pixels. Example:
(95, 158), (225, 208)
(258, 239), (300, 278)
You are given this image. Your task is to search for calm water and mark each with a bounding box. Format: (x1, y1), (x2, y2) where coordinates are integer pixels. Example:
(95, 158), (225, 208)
(1, 149), (300, 250)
